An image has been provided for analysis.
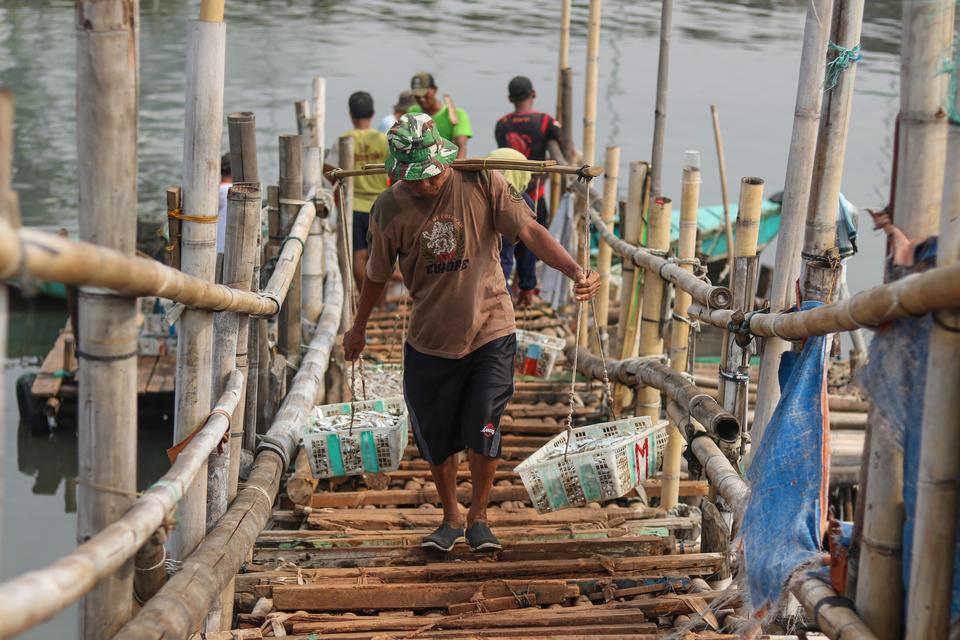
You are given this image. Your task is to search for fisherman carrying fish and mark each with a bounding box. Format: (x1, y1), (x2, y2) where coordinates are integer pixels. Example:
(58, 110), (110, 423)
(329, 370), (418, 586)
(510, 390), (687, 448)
(343, 113), (600, 552)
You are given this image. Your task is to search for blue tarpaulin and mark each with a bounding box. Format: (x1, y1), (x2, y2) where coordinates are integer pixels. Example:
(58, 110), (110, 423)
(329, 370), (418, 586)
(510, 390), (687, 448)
(739, 301), (830, 613)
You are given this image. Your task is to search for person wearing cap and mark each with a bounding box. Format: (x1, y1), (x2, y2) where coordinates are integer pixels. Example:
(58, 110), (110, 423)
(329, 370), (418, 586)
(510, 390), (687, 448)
(342, 91), (389, 288)
(487, 147), (539, 298)
(495, 76), (567, 306)
(406, 71), (472, 159)
(342, 114), (599, 553)
(379, 90), (417, 134)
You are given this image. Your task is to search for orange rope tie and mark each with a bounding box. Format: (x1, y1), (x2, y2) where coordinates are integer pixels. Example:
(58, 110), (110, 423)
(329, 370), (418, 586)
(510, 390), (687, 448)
(167, 207), (219, 224)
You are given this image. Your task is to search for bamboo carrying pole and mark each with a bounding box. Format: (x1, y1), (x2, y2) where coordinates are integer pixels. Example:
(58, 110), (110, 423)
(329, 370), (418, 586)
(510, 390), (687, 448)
(708, 105), (735, 282)
(114, 228), (343, 640)
(207, 184), (261, 530)
(716, 177), (764, 459)
(595, 146), (620, 344)
(171, 2), (226, 563)
(752, 0), (835, 457)
(661, 162), (700, 511)
(0, 373), (244, 638)
(75, 2), (140, 636)
(279, 134), (304, 368)
(634, 197), (672, 421)
(801, 0), (864, 302)
(904, 8), (959, 636)
(649, 0), (672, 199)
(227, 112), (263, 456)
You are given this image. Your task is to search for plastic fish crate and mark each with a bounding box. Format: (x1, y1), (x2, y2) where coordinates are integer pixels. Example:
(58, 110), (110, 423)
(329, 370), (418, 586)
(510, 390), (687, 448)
(515, 329), (566, 378)
(302, 396), (408, 479)
(515, 416), (668, 513)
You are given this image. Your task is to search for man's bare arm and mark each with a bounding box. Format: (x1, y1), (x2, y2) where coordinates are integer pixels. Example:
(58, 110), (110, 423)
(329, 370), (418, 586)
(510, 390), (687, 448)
(517, 222), (600, 300)
(454, 136), (469, 159)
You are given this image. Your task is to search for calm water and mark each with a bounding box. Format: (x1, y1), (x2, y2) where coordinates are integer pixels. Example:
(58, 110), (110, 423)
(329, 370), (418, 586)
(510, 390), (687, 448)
(1, 0), (904, 636)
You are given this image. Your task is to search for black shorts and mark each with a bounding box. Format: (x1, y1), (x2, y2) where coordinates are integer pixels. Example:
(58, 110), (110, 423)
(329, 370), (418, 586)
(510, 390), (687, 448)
(353, 211), (370, 252)
(403, 334), (516, 465)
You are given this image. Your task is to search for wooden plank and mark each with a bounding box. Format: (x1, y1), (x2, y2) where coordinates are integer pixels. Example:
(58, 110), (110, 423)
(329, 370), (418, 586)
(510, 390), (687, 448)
(290, 624), (660, 639)
(273, 580), (580, 611)
(251, 536), (672, 569)
(31, 323), (73, 397)
(447, 594), (538, 615)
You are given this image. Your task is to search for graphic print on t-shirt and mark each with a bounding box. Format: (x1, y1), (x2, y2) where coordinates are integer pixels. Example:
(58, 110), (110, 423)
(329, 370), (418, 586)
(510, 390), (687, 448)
(421, 215), (470, 275)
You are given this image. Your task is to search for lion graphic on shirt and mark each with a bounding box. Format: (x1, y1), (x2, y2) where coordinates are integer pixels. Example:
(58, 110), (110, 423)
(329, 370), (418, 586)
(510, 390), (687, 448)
(421, 216), (465, 264)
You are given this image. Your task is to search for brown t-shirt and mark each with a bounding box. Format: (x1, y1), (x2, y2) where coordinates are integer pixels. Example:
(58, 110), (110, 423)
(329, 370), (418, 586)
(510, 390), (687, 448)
(366, 169), (535, 359)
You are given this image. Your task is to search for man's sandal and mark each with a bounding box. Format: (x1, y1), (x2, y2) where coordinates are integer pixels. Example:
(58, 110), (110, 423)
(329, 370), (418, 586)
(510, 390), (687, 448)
(466, 521), (502, 552)
(421, 523), (464, 552)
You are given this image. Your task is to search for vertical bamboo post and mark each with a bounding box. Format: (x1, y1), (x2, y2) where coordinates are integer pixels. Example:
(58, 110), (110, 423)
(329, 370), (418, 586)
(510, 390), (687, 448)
(337, 134), (355, 331)
(560, 67), (575, 163)
(903, 4), (958, 636)
(649, 0), (672, 199)
(278, 134), (303, 368)
(300, 82), (327, 324)
(595, 146), (620, 344)
(801, 0), (864, 303)
(0, 87), (14, 565)
(717, 177), (764, 461)
(227, 112), (262, 457)
(752, 0), (835, 457)
(260, 186), (280, 431)
(576, 0), (601, 345)
(313, 77), (326, 166)
(708, 105), (735, 282)
(551, 0), (572, 215)
(171, 0), (226, 563)
(634, 197), (671, 421)
(662, 159), (700, 511)
(166, 186), (182, 270)
(75, 1), (139, 636)
(617, 161), (649, 350)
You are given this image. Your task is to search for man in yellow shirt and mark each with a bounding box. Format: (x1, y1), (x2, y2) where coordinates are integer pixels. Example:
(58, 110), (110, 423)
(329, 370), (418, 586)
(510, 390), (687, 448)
(407, 72), (472, 159)
(343, 91), (389, 288)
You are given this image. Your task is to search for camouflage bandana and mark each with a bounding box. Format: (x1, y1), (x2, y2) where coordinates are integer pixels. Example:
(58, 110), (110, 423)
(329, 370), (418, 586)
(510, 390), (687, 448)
(384, 113), (459, 181)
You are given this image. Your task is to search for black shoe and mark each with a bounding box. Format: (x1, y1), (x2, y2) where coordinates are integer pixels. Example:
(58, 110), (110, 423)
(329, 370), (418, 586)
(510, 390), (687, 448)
(421, 523), (464, 552)
(466, 521), (502, 552)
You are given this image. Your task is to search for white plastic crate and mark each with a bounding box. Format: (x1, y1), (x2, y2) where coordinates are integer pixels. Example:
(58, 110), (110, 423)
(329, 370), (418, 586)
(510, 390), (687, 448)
(515, 329), (565, 378)
(302, 396), (408, 478)
(515, 416), (668, 513)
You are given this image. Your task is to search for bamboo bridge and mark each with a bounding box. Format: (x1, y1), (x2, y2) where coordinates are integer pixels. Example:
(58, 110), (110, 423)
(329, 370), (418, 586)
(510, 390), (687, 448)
(0, 0), (959, 639)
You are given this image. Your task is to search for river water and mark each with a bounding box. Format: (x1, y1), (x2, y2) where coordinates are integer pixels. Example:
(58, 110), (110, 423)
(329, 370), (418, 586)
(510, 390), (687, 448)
(1, 0), (904, 637)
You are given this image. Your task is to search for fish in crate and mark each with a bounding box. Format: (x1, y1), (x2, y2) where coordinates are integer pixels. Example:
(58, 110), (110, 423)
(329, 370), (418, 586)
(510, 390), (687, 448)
(301, 396), (408, 478)
(515, 416), (668, 513)
(514, 329), (565, 378)
(362, 364), (404, 398)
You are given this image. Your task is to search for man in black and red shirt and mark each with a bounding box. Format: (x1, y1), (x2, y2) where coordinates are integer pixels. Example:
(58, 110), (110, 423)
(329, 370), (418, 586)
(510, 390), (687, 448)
(494, 76), (566, 306)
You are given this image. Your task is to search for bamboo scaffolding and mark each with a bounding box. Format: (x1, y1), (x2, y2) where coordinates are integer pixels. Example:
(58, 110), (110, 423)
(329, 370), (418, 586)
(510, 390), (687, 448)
(114, 227), (343, 640)
(685, 256), (960, 338)
(649, 0), (672, 199)
(595, 146), (620, 344)
(279, 134), (304, 367)
(904, 10), (960, 636)
(172, 3), (226, 562)
(337, 134), (355, 332)
(616, 162), (648, 353)
(302, 80), (327, 323)
(752, 0), (835, 444)
(207, 184), (261, 530)
(0, 371), (244, 638)
(716, 177), (764, 460)
(661, 162), (700, 511)
(0, 200), (315, 317)
(801, 0), (864, 302)
(794, 578), (879, 640)
(551, 0), (572, 215)
(589, 208), (731, 310)
(75, 2), (140, 635)
(635, 197), (671, 420)
(708, 105), (735, 282)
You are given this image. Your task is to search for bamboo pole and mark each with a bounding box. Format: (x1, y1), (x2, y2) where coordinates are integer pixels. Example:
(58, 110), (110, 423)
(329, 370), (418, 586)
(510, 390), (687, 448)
(595, 146), (620, 344)
(114, 228), (343, 640)
(904, 14), (960, 636)
(560, 67), (575, 163)
(617, 161), (649, 353)
(708, 105), (735, 281)
(794, 578), (879, 640)
(753, 0), (836, 445)
(801, 0), (864, 302)
(337, 134), (355, 332)
(207, 183), (261, 528)
(302, 80), (327, 323)
(662, 161), (700, 511)
(551, 0), (572, 216)
(649, 0), (672, 199)
(588, 207), (731, 310)
(279, 134), (304, 368)
(329, 159), (601, 180)
(0, 372), (244, 638)
(75, 2), (139, 636)
(716, 177), (764, 460)
(634, 197), (672, 421)
(171, 3), (226, 563)
(167, 186), (182, 270)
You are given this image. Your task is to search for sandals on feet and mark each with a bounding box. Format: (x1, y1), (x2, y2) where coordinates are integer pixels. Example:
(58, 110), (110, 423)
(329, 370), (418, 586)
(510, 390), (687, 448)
(466, 521), (502, 552)
(421, 523), (464, 552)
